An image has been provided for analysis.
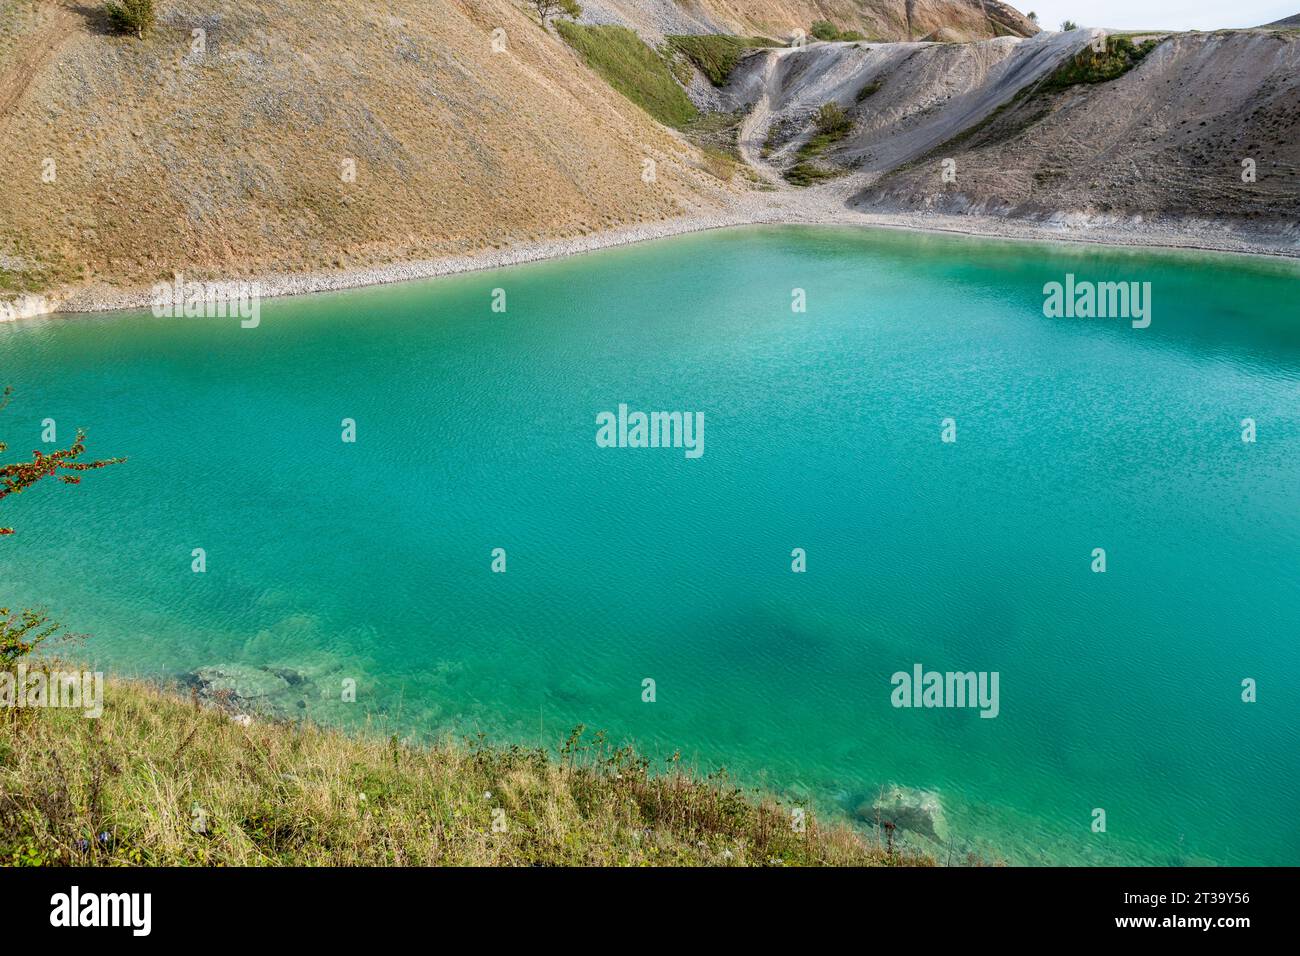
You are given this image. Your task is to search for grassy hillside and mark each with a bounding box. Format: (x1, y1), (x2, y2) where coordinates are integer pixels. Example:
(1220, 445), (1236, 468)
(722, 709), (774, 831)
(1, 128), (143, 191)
(556, 22), (698, 128)
(0, 0), (735, 300)
(665, 34), (777, 86)
(0, 674), (927, 866)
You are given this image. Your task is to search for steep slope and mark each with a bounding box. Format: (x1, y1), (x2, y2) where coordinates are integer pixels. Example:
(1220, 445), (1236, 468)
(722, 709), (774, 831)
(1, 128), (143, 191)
(580, 0), (1038, 42)
(731, 31), (1091, 179)
(578, 0), (733, 41)
(0, 0), (736, 298)
(712, 0), (1039, 40)
(853, 31), (1300, 229)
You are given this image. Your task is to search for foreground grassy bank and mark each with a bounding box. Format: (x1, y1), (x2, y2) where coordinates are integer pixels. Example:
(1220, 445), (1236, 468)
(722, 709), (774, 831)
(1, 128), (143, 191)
(0, 675), (927, 867)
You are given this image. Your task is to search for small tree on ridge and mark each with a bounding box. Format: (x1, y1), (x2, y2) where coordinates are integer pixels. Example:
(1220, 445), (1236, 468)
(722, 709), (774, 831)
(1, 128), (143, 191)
(530, 0), (582, 29)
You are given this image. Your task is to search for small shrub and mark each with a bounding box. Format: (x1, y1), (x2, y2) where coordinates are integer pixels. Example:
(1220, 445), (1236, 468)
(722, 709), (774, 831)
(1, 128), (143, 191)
(530, 0), (582, 28)
(810, 20), (838, 41)
(811, 20), (866, 42)
(0, 386), (125, 538)
(0, 608), (65, 667)
(103, 0), (155, 39)
(855, 79), (883, 103)
(784, 161), (842, 186)
(760, 120), (784, 158)
(813, 102), (852, 138)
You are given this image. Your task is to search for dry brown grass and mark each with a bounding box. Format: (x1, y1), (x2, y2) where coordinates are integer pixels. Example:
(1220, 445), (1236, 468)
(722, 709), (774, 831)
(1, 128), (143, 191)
(603, 0), (1036, 42)
(0, 673), (931, 866)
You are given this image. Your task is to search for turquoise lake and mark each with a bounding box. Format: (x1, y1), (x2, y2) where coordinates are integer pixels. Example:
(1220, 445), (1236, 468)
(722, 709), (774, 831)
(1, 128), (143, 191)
(2, 225), (1298, 865)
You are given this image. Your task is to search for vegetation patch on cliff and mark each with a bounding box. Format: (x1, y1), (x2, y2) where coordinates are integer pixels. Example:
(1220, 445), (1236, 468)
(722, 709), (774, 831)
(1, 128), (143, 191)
(855, 77), (884, 102)
(785, 102), (854, 185)
(556, 22), (698, 128)
(664, 34), (777, 86)
(683, 109), (755, 182)
(1038, 36), (1159, 92)
(811, 20), (867, 42)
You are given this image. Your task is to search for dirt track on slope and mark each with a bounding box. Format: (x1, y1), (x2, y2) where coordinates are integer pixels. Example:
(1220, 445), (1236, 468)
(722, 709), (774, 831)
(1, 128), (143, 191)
(0, 1), (77, 125)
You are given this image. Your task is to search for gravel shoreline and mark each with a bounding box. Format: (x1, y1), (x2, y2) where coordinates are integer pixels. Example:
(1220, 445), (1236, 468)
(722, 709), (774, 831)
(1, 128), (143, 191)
(9, 189), (1299, 320)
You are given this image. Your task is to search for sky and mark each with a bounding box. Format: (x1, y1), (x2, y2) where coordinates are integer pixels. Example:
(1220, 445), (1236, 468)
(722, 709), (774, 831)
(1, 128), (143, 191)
(1014, 1), (1295, 31)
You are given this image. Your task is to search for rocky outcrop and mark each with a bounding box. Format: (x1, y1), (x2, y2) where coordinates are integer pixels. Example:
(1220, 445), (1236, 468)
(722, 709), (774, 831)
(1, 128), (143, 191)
(0, 293), (54, 322)
(731, 30), (1092, 181)
(854, 30), (1300, 229)
(726, 25), (1298, 236)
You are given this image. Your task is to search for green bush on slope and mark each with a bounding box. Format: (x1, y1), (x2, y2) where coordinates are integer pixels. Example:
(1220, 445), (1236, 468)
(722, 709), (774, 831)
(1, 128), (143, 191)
(811, 20), (867, 42)
(1039, 36), (1159, 91)
(665, 35), (778, 86)
(103, 0), (155, 39)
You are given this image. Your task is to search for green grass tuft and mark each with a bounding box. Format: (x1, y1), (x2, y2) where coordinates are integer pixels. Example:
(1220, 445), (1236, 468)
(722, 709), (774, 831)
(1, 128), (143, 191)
(665, 35), (777, 86)
(855, 78), (884, 103)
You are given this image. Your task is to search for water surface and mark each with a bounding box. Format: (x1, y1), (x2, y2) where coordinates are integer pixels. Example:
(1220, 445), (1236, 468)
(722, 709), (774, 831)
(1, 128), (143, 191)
(3, 225), (1298, 865)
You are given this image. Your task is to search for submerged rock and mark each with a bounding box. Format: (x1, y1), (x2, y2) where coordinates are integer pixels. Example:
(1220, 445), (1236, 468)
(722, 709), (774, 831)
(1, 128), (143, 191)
(189, 663), (288, 700)
(184, 663), (314, 719)
(856, 785), (949, 844)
